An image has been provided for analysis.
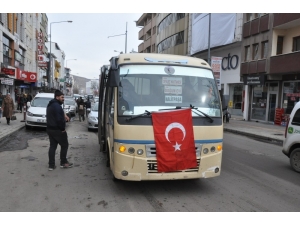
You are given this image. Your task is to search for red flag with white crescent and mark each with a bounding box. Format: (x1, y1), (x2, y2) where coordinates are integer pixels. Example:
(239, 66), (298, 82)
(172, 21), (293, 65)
(152, 108), (197, 172)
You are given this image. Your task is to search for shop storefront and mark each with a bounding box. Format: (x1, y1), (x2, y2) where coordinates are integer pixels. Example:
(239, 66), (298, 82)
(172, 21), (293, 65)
(282, 81), (300, 114)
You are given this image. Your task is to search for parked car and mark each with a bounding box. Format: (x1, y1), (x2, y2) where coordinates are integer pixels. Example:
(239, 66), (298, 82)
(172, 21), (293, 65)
(25, 93), (53, 129)
(87, 102), (98, 131)
(63, 98), (76, 117)
(282, 101), (300, 173)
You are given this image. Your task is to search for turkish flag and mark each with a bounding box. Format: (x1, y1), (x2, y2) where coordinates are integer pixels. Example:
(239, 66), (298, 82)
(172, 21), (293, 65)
(152, 108), (197, 172)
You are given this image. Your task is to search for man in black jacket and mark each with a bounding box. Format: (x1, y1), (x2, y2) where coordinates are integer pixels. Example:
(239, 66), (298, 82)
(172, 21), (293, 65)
(46, 90), (72, 171)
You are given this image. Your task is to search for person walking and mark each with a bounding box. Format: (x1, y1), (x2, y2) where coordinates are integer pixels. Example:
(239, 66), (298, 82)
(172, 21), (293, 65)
(17, 94), (24, 112)
(1, 93), (15, 125)
(77, 97), (85, 122)
(0, 92), (3, 123)
(46, 90), (72, 171)
(85, 97), (91, 117)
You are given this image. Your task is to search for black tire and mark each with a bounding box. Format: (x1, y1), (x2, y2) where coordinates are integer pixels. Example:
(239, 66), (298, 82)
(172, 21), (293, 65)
(25, 125), (30, 130)
(290, 148), (300, 173)
(88, 128), (91, 132)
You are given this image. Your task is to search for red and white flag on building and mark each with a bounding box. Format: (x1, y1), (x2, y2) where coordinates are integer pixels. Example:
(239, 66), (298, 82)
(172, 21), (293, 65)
(152, 108), (197, 172)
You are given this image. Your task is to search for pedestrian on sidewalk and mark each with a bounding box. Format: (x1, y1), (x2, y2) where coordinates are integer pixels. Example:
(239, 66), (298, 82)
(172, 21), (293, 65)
(46, 90), (72, 171)
(1, 93), (14, 125)
(77, 97), (85, 122)
(85, 97), (91, 117)
(0, 92), (3, 123)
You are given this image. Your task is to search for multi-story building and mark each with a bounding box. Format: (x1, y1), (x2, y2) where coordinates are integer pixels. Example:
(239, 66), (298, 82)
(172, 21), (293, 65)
(136, 13), (190, 55)
(45, 41), (65, 90)
(240, 13), (300, 122)
(0, 13), (48, 98)
(137, 13), (157, 53)
(156, 13), (189, 55)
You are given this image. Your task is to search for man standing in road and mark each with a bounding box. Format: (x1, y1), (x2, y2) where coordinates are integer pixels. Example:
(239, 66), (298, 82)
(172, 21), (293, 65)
(85, 97), (91, 117)
(46, 90), (72, 171)
(77, 97), (85, 122)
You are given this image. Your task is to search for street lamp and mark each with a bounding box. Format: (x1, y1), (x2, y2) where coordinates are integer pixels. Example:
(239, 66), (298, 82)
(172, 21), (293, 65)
(66, 58), (77, 68)
(108, 22), (127, 54)
(49, 20), (72, 89)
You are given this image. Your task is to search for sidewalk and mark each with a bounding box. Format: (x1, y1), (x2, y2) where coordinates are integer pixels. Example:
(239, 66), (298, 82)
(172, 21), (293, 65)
(224, 115), (285, 145)
(0, 112), (25, 142)
(0, 112), (286, 146)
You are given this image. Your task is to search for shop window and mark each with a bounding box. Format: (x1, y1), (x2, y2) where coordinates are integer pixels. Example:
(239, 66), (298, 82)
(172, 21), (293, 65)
(283, 82), (300, 114)
(251, 85), (268, 121)
(252, 43), (259, 60)
(276, 36), (284, 55)
(261, 41), (268, 59)
(293, 36), (300, 52)
(244, 46), (250, 62)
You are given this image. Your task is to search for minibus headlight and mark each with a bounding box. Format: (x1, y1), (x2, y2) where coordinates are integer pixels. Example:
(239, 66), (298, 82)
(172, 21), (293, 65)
(203, 148), (209, 154)
(210, 146), (216, 152)
(119, 145), (126, 152)
(217, 145), (222, 151)
(137, 149), (144, 155)
(128, 147), (135, 154)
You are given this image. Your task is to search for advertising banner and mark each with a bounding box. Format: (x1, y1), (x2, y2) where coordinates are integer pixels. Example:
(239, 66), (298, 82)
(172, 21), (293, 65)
(211, 56), (222, 90)
(191, 13), (236, 55)
(16, 68), (37, 82)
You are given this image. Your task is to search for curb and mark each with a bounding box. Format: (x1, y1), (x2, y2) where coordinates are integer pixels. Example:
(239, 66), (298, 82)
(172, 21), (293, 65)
(0, 124), (25, 143)
(224, 127), (283, 146)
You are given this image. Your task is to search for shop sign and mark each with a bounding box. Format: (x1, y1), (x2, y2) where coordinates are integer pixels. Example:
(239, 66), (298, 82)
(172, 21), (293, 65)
(243, 75), (265, 85)
(211, 56), (222, 90)
(222, 53), (239, 70)
(16, 68), (37, 82)
(1, 67), (15, 76)
(1, 78), (14, 85)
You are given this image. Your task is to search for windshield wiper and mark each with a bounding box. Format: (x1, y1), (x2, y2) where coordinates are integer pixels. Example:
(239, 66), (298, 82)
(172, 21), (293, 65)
(126, 110), (151, 122)
(159, 105), (214, 123)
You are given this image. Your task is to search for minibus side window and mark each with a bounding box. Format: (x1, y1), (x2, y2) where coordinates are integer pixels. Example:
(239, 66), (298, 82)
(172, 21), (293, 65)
(291, 109), (300, 126)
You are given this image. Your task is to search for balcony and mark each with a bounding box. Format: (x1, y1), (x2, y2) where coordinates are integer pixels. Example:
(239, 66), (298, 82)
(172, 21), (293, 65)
(241, 59), (266, 75)
(144, 21), (152, 33)
(138, 27), (144, 40)
(270, 51), (300, 75)
(273, 13), (300, 28)
(144, 37), (151, 49)
(138, 42), (144, 53)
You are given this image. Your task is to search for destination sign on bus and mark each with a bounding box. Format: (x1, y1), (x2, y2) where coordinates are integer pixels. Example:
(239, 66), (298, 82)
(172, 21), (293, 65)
(164, 86), (182, 95)
(165, 95), (182, 103)
(162, 77), (182, 86)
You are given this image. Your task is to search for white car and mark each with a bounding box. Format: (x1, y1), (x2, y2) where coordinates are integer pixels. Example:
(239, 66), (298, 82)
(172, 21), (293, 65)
(26, 93), (53, 129)
(283, 101), (300, 173)
(87, 102), (98, 131)
(64, 98), (76, 117)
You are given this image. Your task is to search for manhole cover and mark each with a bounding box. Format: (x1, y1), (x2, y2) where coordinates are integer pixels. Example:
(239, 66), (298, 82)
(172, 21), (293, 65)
(273, 133), (283, 136)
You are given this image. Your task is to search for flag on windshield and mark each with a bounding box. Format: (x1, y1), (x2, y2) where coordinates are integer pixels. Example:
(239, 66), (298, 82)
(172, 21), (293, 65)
(152, 108), (197, 172)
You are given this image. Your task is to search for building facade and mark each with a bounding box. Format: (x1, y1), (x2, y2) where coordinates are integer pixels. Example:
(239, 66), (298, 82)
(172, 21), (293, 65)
(0, 13), (48, 98)
(137, 13), (157, 53)
(241, 13), (300, 123)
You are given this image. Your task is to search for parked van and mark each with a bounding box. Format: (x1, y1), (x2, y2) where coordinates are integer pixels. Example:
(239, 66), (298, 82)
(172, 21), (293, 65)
(282, 101), (300, 173)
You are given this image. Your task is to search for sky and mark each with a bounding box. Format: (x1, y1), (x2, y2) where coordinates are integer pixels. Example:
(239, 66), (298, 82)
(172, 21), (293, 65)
(47, 13), (143, 80)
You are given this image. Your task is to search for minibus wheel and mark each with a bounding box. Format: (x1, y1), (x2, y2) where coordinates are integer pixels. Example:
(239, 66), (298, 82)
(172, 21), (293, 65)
(290, 148), (300, 173)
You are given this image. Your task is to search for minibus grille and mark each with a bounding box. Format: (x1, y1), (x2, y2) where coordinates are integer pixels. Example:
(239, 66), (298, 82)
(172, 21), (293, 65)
(147, 159), (200, 173)
(145, 144), (202, 158)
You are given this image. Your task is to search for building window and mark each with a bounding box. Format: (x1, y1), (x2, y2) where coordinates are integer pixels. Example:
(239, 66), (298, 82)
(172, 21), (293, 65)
(3, 35), (12, 66)
(152, 44), (155, 53)
(276, 36), (284, 55)
(157, 31), (184, 53)
(283, 81), (300, 114)
(252, 43), (259, 60)
(152, 26), (156, 35)
(261, 41), (268, 58)
(244, 46), (250, 62)
(293, 36), (300, 52)
(15, 48), (25, 70)
(157, 13), (185, 34)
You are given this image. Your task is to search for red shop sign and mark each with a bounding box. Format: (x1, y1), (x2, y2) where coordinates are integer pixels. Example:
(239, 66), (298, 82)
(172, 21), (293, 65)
(1, 67), (15, 76)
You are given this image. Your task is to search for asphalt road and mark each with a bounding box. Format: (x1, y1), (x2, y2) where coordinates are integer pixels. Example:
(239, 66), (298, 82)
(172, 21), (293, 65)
(0, 120), (299, 212)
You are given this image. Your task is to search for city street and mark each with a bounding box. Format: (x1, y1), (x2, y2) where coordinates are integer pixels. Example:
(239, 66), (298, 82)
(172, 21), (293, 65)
(0, 119), (299, 212)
